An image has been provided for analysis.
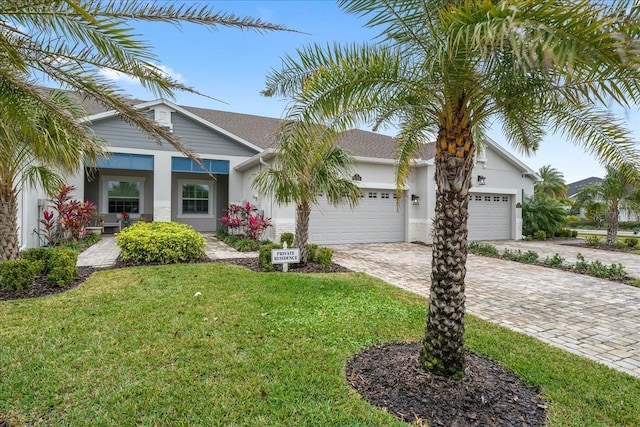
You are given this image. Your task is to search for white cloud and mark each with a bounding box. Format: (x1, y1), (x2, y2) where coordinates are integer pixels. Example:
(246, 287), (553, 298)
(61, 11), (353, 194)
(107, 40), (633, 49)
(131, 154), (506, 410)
(99, 63), (186, 85)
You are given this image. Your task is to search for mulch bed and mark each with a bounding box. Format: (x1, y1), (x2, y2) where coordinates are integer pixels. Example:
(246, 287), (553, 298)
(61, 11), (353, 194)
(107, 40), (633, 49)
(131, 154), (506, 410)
(2, 255), (548, 427)
(560, 241), (639, 253)
(346, 342), (547, 426)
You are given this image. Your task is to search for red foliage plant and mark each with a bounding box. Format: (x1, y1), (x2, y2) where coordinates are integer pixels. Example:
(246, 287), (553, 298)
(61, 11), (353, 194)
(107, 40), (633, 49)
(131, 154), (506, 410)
(220, 201), (271, 241)
(43, 184), (97, 243)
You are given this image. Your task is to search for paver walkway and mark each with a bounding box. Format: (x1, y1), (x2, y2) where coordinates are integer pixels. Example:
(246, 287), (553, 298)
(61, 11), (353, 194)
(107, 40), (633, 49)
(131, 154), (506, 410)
(330, 243), (640, 378)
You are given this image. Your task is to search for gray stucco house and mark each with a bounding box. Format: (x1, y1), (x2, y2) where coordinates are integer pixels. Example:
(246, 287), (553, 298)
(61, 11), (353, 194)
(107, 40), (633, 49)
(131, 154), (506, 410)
(17, 97), (539, 249)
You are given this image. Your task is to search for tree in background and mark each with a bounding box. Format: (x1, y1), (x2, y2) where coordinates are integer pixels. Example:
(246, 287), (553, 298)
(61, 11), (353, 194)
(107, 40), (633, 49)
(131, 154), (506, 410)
(263, 0), (640, 378)
(535, 165), (568, 201)
(252, 122), (362, 265)
(575, 166), (640, 245)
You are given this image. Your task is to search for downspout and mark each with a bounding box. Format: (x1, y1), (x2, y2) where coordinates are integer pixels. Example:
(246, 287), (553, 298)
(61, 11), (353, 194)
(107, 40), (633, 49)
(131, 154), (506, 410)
(20, 184), (27, 251)
(259, 156), (274, 240)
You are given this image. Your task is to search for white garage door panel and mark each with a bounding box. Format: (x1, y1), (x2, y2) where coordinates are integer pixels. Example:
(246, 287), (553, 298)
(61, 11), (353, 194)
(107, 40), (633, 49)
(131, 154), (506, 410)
(309, 190), (405, 244)
(468, 193), (512, 241)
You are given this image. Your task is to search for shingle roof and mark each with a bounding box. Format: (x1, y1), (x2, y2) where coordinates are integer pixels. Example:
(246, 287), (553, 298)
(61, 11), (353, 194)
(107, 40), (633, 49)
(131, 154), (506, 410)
(567, 177), (603, 197)
(67, 90), (416, 160)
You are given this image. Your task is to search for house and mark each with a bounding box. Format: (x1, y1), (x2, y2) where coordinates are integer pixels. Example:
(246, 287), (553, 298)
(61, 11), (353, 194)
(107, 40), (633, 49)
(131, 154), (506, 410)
(567, 177), (640, 222)
(17, 97), (538, 250)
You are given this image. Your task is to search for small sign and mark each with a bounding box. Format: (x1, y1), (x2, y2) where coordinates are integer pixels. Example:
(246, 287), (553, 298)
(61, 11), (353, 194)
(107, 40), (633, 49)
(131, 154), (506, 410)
(271, 248), (300, 264)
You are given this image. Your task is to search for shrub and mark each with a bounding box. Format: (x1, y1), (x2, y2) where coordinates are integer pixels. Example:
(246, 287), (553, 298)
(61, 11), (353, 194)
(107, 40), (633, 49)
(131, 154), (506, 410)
(572, 254), (626, 279)
(317, 247), (333, 270)
(615, 241), (628, 249)
(554, 228), (578, 238)
(307, 243), (318, 262)
(502, 249), (539, 264)
(234, 238), (258, 252)
(116, 222), (206, 264)
(47, 248), (78, 287)
(543, 253), (565, 268)
(533, 230), (547, 240)
(259, 243), (283, 272)
(522, 196), (568, 237)
(625, 237), (639, 248)
(280, 232), (294, 247)
(584, 235), (602, 246)
(0, 259), (43, 291)
(468, 242), (499, 257)
(21, 247), (56, 274)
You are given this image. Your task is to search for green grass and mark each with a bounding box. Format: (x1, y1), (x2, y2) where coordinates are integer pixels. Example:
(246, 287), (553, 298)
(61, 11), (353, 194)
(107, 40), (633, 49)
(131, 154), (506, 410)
(1, 264), (639, 426)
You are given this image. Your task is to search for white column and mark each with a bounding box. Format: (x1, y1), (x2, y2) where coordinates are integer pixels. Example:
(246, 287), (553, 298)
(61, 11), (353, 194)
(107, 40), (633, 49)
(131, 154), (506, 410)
(153, 153), (173, 222)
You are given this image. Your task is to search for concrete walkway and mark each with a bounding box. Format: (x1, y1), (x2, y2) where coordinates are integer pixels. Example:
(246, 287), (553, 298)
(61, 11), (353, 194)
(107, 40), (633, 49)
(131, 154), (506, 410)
(330, 243), (640, 378)
(77, 236), (640, 378)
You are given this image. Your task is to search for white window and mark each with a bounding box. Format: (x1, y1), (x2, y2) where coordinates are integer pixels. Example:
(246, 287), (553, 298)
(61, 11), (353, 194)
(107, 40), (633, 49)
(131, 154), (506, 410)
(368, 192), (378, 198)
(381, 192), (390, 199)
(178, 179), (214, 218)
(102, 176), (145, 215)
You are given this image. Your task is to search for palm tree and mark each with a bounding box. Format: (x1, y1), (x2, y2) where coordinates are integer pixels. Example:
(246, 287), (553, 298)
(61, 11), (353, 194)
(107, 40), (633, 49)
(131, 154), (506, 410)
(575, 166), (640, 245)
(263, 0), (640, 378)
(0, 90), (105, 261)
(252, 122), (362, 264)
(0, 1), (287, 256)
(535, 165), (568, 200)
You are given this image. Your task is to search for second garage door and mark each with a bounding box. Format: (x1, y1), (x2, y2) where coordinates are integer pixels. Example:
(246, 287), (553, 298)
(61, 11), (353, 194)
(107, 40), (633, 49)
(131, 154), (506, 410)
(468, 193), (513, 240)
(309, 189), (405, 244)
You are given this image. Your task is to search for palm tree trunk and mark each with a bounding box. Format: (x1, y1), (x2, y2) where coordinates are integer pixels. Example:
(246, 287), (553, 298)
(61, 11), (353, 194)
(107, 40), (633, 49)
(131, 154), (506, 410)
(0, 183), (21, 261)
(419, 104), (474, 379)
(606, 201), (619, 246)
(294, 201), (311, 265)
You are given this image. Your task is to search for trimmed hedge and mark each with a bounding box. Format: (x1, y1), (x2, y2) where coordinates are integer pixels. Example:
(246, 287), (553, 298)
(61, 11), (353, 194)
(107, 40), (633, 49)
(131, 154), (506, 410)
(21, 246), (78, 287)
(259, 243), (283, 272)
(0, 259), (43, 291)
(116, 222), (206, 264)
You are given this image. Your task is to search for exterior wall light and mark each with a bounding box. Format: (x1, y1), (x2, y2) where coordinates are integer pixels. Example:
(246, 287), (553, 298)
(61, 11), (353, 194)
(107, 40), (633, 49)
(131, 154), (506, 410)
(411, 194), (420, 205)
(477, 175), (486, 185)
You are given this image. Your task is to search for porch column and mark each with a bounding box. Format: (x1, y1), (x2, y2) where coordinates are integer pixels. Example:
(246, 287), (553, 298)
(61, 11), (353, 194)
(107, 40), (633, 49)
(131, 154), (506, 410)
(153, 152), (172, 222)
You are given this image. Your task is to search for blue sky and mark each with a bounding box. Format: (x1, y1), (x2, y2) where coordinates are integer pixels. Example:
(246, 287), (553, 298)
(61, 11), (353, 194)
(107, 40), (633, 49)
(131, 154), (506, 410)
(114, 1), (640, 184)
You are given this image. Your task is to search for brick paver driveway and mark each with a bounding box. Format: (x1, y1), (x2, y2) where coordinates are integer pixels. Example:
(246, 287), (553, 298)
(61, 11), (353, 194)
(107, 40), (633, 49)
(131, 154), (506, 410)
(330, 243), (640, 378)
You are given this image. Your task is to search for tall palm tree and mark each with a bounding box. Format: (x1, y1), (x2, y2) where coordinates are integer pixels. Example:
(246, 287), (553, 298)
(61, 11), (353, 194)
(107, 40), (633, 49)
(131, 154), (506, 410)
(0, 90), (105, 261)
(575, 166), (640, 245)
(535, 165), (568, 200)
(252, 122), (362, 264)
(0, 1), (287, 257)
(263, 0), (640, 378)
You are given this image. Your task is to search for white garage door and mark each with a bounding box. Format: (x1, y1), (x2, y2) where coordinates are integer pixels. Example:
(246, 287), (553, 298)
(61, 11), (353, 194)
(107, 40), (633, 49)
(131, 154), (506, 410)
(468, 193), (512, 240)
(309, 190), (405, 244)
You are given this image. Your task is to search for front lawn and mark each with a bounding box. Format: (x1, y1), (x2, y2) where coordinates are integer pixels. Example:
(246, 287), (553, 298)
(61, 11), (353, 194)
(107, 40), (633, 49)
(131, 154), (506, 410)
(1, 264), (639, 426)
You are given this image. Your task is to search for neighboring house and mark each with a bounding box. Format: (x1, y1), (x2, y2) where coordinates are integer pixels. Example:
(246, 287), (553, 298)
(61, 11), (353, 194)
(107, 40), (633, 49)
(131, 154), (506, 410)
(567, 177), (640, 222)
(567, 177), (603, 199)
(17, 97), (538, 249)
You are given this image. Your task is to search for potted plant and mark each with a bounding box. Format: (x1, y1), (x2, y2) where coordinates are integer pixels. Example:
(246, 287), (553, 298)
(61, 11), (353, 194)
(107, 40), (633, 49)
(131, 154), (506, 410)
(121, 211), (131, 228)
